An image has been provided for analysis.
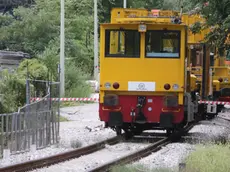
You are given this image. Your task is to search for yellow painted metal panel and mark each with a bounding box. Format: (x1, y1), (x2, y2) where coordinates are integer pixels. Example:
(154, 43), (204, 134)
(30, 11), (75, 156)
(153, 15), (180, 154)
(100, 24), (186, 105)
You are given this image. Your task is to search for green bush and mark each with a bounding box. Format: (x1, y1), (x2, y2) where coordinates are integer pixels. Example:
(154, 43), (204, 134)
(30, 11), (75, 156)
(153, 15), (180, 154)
(0, 58), (49, 113)
(0, 70), (26, 113)
(17, 58), (49, 80)
(65, 62), (91, 98)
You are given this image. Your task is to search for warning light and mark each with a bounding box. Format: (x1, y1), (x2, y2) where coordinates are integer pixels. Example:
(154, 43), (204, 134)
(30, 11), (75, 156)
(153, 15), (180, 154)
(151, 9), (160, 16)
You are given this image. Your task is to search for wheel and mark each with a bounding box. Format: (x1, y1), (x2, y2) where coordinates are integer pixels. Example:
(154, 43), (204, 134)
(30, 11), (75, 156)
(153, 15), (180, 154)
(166, 129), (173, 136)
(132, 128), (143, 135)
(115, 126), (122, 136)
(124, 129), (134, 140)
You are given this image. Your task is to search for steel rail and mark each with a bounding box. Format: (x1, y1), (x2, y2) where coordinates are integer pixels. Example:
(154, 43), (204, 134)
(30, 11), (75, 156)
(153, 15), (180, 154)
(90, 123), (195, 172)
(90, 137), (169, 172)
(0, 136), (122, 172)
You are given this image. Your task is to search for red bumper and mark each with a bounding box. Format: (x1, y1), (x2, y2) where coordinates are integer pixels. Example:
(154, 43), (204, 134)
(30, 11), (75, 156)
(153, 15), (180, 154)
(99, 95), (184, 124)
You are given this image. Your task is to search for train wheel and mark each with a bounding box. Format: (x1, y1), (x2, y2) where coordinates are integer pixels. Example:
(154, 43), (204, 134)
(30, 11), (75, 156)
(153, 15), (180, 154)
(115, 126), (122, 136)
(166, 129), (173, 136)
(132, 127), (143, 135)
(133, 130), (143, 135)
(124, 129), (134, 140)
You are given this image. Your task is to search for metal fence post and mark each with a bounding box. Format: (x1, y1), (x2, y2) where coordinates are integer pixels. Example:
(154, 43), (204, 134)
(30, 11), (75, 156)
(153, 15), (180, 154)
(26, 61), (30, 105)
(57, 64), (60, 143)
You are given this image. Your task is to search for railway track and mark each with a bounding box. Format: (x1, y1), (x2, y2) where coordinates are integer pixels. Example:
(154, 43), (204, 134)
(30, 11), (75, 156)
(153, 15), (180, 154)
(90, 123), (194, 172)
(0, 136), (122, 172)
(0, 123), (194, 172)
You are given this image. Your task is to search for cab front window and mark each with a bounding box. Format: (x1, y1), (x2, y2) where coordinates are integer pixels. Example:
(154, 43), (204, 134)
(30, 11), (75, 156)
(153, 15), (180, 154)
(145, 30), (180, 58)
(105, 30), (140, 58)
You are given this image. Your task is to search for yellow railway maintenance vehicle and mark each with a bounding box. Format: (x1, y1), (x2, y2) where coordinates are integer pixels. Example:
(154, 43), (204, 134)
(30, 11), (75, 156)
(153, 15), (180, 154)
(99, 8), (207, 137)
(188, 19), (230, 114)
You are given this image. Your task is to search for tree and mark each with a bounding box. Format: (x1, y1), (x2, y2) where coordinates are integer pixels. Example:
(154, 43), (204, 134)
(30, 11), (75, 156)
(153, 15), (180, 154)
(98, 0), (165, 23)
(190, 0), (230, 55)
(0, 0), (94, 101)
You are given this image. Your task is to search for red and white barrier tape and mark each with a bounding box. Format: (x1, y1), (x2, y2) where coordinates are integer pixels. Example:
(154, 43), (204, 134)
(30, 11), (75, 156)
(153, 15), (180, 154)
(30, 98), (230, 105)
(198, 100), (230, 105)
(30, 97), (99, 102)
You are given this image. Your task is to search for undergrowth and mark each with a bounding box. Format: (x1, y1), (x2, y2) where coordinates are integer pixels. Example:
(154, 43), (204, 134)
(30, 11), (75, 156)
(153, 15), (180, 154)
(60, 101), (94, 108)
(56, 115), (69, 122)
(60, 102), (81, 107)
(185, 143), (230, 172)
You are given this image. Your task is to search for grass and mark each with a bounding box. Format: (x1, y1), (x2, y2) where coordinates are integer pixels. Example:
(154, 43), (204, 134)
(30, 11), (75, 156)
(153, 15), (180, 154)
(184, 143), (230, 172)
(57, 115), (69, 122)
(111, 143), (230, 172)
(60, 101), (81, 107)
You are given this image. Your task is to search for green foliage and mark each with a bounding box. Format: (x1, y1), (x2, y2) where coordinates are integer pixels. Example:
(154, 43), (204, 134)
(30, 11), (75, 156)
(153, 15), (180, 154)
(65, 61), (91, 98)
(185, 144), (230, 172)
(190, 21), (203, 34)
(189, 0), (230, 52)
(99, 0), (165, 22)
(17, 59), (48, 80)
(0, 0), (59, 55)
(37, 38), (60, 80)
(0, 70), (26, 113)
(0, 0), (95, 107)
(0, 58), (50, 113)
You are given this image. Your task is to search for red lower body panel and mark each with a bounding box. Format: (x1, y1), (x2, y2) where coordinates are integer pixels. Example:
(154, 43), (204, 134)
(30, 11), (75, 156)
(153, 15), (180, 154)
(218, 97), (230, 102)
(99, 95), (184, 124)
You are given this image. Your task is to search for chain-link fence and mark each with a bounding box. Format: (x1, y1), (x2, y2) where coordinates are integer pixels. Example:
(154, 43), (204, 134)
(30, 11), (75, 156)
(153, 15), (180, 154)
(0, 78), (60, 158)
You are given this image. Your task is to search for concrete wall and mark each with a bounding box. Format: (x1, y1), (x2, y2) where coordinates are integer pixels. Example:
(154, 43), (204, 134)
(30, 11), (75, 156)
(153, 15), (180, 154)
(0, 51), (30, 72)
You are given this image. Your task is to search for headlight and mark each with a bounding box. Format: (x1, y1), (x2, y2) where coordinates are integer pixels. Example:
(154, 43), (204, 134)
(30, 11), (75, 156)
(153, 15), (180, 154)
(104, 82), (111, 89)
(172, 84), (179, 90)
(224, 78), (229, 83)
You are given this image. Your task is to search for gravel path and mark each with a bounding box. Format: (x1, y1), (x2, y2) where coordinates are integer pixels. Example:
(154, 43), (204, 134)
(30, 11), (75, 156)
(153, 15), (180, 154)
(58, 103), (115, 148)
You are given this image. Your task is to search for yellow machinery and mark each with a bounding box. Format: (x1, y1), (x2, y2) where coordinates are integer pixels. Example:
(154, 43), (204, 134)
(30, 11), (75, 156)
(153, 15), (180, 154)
(181, 14), (211, 96)
(183, 13), (230, 117)
(186, 16), (230, 98)
(99, 8), (205, 136)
